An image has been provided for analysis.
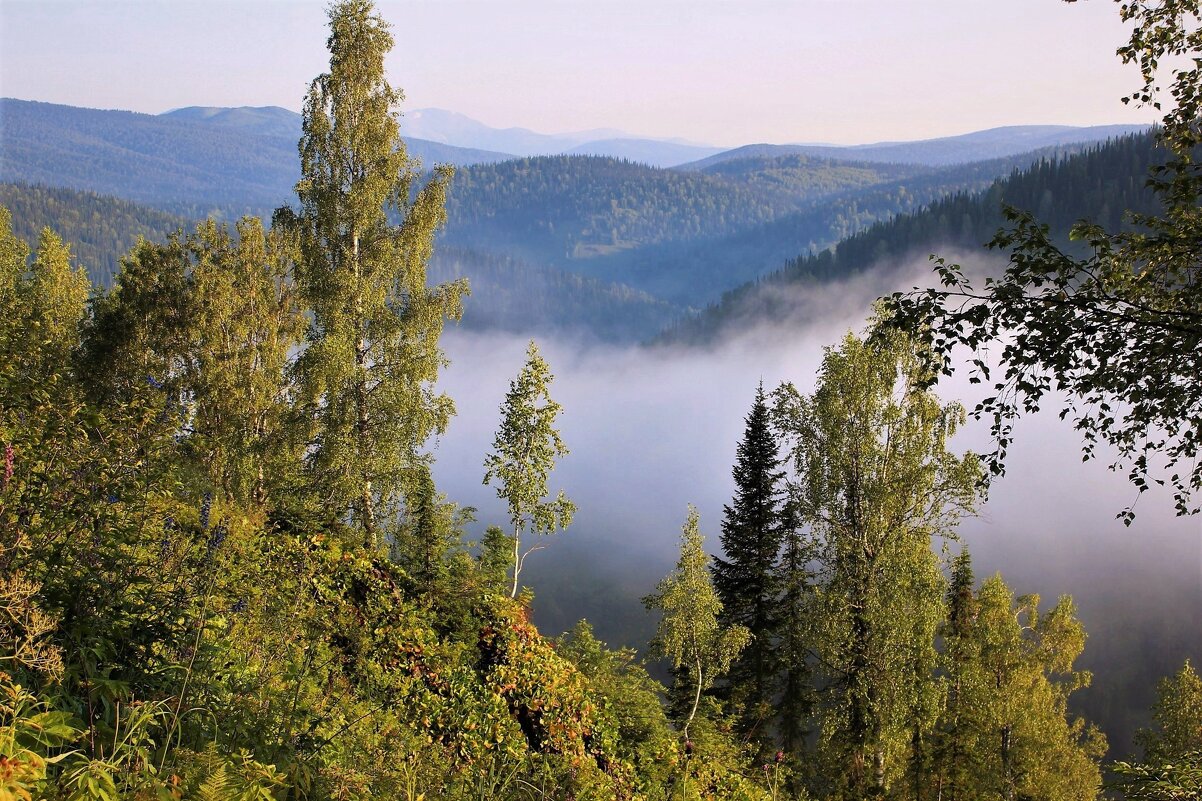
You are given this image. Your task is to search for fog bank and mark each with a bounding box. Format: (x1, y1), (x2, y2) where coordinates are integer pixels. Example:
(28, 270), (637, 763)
(430, 256), (1200, 756)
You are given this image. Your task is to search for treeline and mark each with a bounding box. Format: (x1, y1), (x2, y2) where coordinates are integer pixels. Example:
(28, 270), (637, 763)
(666, 131), (1163, 343)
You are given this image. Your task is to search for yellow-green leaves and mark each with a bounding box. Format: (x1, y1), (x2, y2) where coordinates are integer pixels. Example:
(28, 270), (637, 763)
(483, 341), (575, 598)
(772, 330), (981, 796)
(943, 575), (1105, 801)
(644, 506), (750, 740)
(292, 0), (465, 545)
(1138, 659), (1202, 766)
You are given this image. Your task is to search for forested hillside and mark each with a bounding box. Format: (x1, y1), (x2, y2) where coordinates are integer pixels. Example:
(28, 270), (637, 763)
(574, 143), (1111, 304)
(665, 131), (1163, 343)
(0, 182), (678, 342)
(0, 99), (298, 214)
(0, 182), (192, 286)
(0, 98), (515, 216)
(442, 142), (1132, 308)
(440, 153), (841, 262)
(3, 97), (1155, 320)
(428, 247), (680, 341)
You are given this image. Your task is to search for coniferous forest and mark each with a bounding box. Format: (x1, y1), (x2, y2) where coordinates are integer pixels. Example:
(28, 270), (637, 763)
(2, 1), (1200, 799)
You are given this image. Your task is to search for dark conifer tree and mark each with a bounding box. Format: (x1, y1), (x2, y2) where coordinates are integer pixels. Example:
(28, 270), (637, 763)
(774, 498), (814, 765)
(712, 382), (786, 742)
(930, 549), (977, 801)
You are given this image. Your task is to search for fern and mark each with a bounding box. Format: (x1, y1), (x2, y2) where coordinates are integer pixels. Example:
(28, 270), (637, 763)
(193, 761), (232, 801)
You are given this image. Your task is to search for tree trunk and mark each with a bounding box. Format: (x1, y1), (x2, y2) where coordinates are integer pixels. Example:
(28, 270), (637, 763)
(1000, 724), (1014, 801)
(351, 229), (377, 548)
(510, 521), (521, 598)
(684, 656), (704, 742)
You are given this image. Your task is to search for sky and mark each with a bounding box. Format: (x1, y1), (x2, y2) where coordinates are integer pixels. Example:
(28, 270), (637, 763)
(0, 0), (1160, 146)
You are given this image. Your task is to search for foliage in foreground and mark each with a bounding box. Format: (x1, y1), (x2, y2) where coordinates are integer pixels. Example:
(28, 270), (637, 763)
(882, 0), (1202, 523)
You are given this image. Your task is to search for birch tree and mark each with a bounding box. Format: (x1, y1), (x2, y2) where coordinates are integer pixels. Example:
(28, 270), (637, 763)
(290, 0), (466, 546)
(483, 341), (574, 598)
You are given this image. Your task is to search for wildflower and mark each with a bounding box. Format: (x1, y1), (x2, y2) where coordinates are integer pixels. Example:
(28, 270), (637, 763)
(146, 375), (163, 389)
(231, 599), (247, 614)
(159, 516), (175, 563)
(206, 521), (227, 558)
(775, 750), (784, 763)
(199, 493), (212, 531)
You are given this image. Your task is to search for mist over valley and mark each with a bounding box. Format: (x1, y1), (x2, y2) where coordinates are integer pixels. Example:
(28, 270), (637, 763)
(0, 3), (1198, 793)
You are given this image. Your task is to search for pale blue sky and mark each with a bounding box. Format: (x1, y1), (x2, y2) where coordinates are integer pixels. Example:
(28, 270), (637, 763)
(0, 0), (1158, 146)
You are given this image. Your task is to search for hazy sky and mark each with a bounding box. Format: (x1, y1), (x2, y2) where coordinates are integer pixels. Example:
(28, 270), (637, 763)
(0, 0), (1159, 145)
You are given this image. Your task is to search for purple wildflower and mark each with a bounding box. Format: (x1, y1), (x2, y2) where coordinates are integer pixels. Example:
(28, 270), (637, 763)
(206, 521), (227, 559)
(199, 493), (212, 531)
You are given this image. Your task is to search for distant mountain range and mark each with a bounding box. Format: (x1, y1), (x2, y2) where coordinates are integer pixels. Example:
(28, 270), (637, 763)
(679, 124), (1151, 169)
(0, 99), (516, 214)
(0, 96), (1159, 341)
(162, 105), (724, 168)
(399, 107), (723, 167)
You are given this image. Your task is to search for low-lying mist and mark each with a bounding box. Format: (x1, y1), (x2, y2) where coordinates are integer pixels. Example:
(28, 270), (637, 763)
(430, 251), (1200, 757)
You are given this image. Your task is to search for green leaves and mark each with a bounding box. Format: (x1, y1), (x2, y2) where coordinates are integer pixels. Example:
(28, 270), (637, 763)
(1112, 752), (1202, 800)
(933, 574), (1105, 801)
(880, 2), (1202, 523)
(770, 330), (982, 795)
(644, 506), (751, 741)
(292, 0), (465, 545)
(483, 341), (575, 597)
(1137, 660), (1202, 767)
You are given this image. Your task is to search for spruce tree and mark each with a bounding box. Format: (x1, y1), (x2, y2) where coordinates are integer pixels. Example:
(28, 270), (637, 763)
(288, 0), (466, 546)
(932, 549), (978, 801)
(773, 497), (816, 785)
(712, 382), (786, 742)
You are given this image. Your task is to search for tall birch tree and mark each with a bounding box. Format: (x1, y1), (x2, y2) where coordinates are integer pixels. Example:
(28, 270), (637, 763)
(290, 0), (466, 546)
(773, 329), (981, 798)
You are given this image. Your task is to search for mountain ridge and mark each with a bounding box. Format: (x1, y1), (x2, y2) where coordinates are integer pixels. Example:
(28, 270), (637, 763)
(681, 123), (1151, 169)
